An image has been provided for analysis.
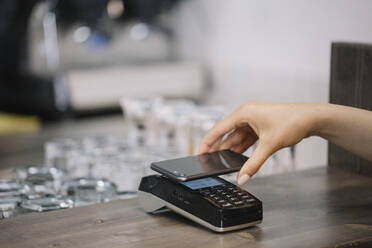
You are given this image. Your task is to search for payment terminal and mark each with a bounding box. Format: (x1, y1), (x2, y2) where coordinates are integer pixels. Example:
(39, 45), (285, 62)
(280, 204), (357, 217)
(138, 150), (263, 232)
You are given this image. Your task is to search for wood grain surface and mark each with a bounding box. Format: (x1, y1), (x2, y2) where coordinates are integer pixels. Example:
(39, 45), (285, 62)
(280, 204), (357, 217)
(1, 167), (372, 248)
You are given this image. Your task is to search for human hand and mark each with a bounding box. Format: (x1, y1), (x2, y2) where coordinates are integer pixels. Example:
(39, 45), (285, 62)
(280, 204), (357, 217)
(199, 102), (321, 185)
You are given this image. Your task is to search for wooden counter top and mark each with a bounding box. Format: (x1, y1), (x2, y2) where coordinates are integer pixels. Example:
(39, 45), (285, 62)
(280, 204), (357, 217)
(1, 167), (372, 248)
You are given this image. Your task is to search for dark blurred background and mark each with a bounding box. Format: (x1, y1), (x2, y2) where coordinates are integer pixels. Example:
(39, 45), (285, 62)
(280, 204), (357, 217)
(0, 0), (201, 119)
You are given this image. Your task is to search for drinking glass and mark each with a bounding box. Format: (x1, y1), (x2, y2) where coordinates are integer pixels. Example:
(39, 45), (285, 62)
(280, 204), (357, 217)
(62, 178), (117, 206)
(0, 196), (22, 219)
(110, 152), (147, 193)
(20, 195), (73, 213)
(153, 99), (195, 155)
(191, 105), (227, 154)
(0, 180), (27, 218)
(44, 138), (81, 172)
(0, 179), (29, 197)
(120, 96), (164, 147)
(15, 166), (64, 195)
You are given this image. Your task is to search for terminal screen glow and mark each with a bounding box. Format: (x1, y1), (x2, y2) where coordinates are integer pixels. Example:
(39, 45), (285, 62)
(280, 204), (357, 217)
(181, 177), (225, 190)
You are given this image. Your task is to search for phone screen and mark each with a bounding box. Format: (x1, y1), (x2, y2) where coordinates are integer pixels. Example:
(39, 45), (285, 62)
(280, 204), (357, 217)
(151, 150), (248, 181)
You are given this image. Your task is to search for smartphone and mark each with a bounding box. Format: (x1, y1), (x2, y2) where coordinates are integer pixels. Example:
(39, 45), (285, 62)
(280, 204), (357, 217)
(150, 150), (248, 182)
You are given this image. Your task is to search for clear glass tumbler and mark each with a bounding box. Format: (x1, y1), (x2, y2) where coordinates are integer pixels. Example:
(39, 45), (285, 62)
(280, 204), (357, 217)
(120, 96), (164, 147)
(62, 178), (117, 206)
(15, 166), (64, 195)
(20, 195), (74, 213)
(44, 138), (81, 173)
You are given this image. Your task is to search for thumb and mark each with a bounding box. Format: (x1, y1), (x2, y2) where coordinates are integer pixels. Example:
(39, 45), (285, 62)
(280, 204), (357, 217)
(237, 140), (275, 185)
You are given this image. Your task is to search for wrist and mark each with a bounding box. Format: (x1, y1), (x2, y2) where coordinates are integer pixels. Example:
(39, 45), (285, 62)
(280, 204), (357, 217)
(305, 103), (331, 138)
(310, 103), (334, 138)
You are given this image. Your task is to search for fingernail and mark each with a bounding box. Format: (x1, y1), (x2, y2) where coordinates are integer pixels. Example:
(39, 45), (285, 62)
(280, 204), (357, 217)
(237, 174), (250, 185)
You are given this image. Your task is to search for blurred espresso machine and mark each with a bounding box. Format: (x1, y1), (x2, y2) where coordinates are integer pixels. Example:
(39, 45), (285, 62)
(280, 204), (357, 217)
(0, 0), (207, 119)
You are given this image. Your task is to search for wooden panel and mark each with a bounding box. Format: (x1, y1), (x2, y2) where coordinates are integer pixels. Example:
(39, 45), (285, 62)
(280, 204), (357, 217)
(329, 42), (372, 175)
(1, 167), (372, 248)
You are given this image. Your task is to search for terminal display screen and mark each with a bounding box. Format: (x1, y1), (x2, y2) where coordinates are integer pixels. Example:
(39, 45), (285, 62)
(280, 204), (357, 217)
(181, 177), (225, 190)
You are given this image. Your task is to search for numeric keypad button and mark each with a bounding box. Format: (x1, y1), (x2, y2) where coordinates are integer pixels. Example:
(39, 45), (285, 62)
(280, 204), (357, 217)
(221, 202), (233, 208)
(233, 201), (244, 206)
(244, 199), (256, 204)
(212, 196), (221, 201)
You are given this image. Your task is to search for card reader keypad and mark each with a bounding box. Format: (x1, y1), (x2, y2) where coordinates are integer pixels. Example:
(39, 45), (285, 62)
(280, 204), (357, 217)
(199, 185), (256, 208)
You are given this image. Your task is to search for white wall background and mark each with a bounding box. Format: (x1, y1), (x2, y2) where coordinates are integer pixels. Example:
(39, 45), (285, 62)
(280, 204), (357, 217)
(174, 0), (372, 171)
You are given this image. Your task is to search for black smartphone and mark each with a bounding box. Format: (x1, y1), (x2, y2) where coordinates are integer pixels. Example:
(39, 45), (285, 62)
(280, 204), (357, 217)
(150, 150), (248, 182)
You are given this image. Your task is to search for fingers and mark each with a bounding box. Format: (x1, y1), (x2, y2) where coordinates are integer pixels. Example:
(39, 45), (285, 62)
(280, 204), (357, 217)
(198, 110), (243, 154)
(230, 135), (258, 153)
(237, 139), (276, 185)
(208, 137), (223, 153)
(199, 133), (223, 154)
(198, 142), (211, 154)
(218, 128), (249, 151)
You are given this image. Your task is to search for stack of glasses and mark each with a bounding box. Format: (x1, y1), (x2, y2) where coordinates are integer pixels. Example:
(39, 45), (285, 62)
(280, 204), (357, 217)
(1, 97), (229, 219)
(0, 163), (119, 219)
(120, 97), (227, 155)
